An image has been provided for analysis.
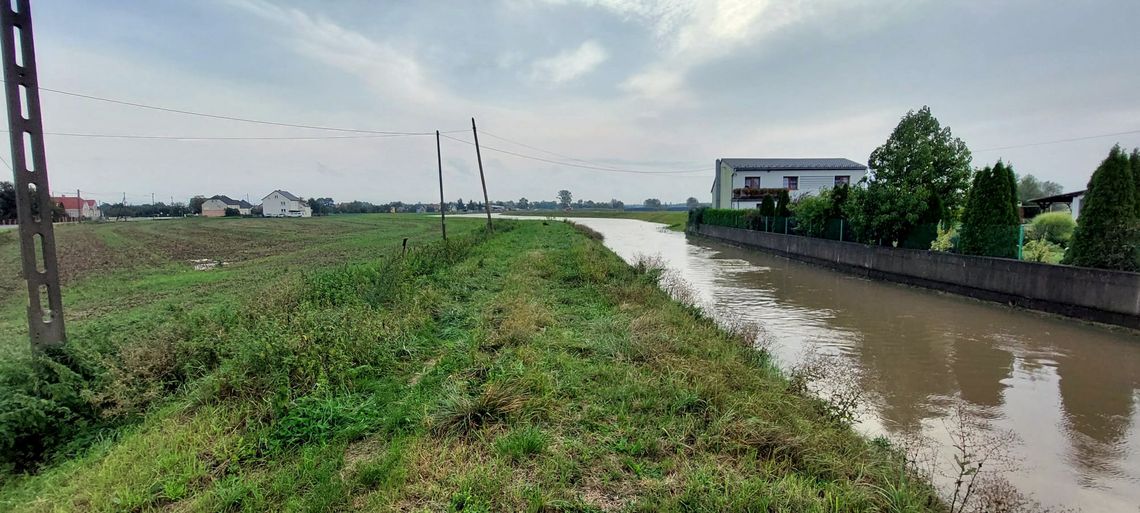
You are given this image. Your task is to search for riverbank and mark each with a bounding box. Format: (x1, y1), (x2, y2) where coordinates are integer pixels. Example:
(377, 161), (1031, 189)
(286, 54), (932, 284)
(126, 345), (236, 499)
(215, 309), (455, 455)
(504, 209), (687, 231)
(0, 217), (939, 511)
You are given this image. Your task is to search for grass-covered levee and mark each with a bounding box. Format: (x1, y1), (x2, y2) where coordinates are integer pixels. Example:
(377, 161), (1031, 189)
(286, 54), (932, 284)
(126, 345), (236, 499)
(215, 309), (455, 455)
(0, 215), (941, 511)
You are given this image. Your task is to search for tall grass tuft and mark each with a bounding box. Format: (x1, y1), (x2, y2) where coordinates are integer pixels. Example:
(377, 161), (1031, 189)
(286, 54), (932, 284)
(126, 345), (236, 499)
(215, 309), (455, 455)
(430, 382), (527, 436)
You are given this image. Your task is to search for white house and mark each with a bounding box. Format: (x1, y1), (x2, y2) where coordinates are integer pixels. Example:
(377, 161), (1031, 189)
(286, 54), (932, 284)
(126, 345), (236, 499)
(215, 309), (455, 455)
(261, 190), (311, 217)
(51, 195), (102, 220)
(201, 195), (253, 217)
(710, 158), (868, 209)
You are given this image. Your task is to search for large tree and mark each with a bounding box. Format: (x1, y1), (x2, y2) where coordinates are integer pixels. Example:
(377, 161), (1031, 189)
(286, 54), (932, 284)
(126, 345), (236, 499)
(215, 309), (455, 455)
(958, 161), (1020, 258)
(1064, 146), (1138, 271)
(867, 106), (973, 222)
(685, 197), (700, 209)
(557, 190), (572, 208)
(1016, 174), (1063, 203)
(643, 198), (662, 209)
(189, 195), (206, 215)
(517, 197), (529, 210)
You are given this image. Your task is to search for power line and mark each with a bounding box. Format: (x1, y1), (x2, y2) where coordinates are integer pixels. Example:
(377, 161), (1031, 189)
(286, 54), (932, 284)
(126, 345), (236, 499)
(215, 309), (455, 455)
(35, 86), (456, 136)
(0, 129), (427, 141)
(974, 128), (1140, 152)
(479, 128), (705, 170)
(439, 133), (707, 175)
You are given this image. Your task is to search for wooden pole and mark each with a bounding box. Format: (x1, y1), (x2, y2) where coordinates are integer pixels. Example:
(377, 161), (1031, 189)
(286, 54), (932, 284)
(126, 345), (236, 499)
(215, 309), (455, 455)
(471, 117), (492, 231)
(436, 130), (446, 241)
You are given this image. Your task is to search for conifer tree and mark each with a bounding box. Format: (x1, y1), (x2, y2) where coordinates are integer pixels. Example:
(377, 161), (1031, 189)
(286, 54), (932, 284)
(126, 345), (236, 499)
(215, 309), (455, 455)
(759, 195), (776, 217)
(1064, 146), (1138, 270)
(775, 189), (791, 217)
(1131, 149), (1140, 217)
(958, 161), (1019, 257)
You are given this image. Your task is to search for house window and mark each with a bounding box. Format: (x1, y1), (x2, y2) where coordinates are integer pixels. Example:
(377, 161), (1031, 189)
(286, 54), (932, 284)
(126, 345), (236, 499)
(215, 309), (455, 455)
(834, 175), (850, 186)
(744, 177), (761, 189)
(783, 176), (798, 190)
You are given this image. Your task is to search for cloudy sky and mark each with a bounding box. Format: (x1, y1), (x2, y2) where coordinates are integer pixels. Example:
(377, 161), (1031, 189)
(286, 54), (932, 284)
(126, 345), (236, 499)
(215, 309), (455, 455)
(12, 0), (1140, 206)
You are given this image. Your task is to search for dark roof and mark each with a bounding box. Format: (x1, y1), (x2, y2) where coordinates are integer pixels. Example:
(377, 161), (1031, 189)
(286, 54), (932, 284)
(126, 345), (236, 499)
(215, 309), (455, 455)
(721, 158), (867, 171)
(1028, 190), (1086, 205)
(264, 189), (301, 201)
(237, 200), (254, 208)
(208, 195), (243, 206)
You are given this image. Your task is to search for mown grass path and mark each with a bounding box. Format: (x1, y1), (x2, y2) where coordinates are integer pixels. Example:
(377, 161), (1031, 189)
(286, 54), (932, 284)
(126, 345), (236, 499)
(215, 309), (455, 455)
(0, 219), (938, 512)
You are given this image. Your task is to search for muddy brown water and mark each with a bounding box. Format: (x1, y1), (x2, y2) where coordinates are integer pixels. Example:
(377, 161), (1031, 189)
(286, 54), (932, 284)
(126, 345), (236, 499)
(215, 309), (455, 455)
(509, 215), (1139, 511)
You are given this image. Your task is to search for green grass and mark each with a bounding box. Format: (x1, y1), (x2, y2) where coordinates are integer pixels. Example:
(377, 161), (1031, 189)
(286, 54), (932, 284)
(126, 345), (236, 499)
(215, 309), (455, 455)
(0, 217), (940, 511)
(504, 209), (688, 231)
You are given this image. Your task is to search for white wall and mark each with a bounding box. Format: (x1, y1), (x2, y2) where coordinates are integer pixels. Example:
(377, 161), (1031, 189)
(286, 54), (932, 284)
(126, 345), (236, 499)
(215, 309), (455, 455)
(261, 192), (310, 217)
(731, 168), (862, 199)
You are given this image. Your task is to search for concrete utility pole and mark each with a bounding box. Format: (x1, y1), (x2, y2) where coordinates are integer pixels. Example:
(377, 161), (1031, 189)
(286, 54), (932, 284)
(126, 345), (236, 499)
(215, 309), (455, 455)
(436, 130), (446, 240)
(471, 117), (492, 231)
(2, 0), (66, 349)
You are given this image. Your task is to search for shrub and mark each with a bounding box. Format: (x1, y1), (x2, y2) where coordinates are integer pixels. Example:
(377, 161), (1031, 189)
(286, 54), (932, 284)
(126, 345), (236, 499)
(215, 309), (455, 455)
(930, 223), (958, 252)
(699, 209), (749, 229)
(775, 190), (791, 217)
(791, 193), (831, 237)
(223, 207), (240, 217)
(1065, 145), (1139, 270)
(759, 196), (776, 217)
(1022, 239), (1064, 264)
(1027, 212), (1075, 246)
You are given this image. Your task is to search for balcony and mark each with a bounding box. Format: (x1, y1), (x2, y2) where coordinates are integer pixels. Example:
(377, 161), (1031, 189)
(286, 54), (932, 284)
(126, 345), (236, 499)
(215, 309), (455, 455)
(732, 187), (785, 201)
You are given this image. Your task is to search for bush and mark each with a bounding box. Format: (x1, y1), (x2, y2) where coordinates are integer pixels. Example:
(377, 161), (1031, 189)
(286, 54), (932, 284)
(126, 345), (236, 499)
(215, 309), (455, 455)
(791, 193), (831, 237)
(930, 223), (958, 252)
(223, 208), (240, 217)
(758, 196), (776, 217)
(699, 209), (749, 229)
(1022, 239), (1065, 264)
(1027, 212), (1075, 246)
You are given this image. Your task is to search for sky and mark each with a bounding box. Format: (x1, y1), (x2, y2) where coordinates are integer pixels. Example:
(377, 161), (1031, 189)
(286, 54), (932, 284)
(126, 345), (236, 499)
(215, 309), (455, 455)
(9, 0), (1140, 206)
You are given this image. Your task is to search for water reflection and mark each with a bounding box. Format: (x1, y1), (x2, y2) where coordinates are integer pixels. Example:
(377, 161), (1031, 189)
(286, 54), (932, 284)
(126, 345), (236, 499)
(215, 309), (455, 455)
(557, 217), (1140, 510)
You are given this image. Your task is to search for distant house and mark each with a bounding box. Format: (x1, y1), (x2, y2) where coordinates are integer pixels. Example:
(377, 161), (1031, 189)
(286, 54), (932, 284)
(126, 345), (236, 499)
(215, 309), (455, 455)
(710, 158), (869, 209)
(261, 190), (311, 217)
(1028, 190), (1086, 219)
(201, 195), (253, 217)
(51, 195), (102, 220)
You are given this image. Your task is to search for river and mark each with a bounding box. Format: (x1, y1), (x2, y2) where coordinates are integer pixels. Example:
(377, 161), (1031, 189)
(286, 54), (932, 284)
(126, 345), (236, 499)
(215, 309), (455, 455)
(545, 216), (1139, 511)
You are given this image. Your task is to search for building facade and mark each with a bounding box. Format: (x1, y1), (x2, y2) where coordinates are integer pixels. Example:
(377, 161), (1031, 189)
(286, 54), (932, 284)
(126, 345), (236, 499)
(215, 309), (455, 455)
(260, 190), (311, 217)
(51, 195), (102, 220)
(201, 195), (253, 217)
(710, 158), (868, 209)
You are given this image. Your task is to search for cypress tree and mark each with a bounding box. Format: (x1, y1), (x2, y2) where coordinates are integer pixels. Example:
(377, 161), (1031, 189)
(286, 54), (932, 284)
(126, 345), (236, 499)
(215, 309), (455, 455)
(759, 195), (776, 217)
(775, 189), (791, 217)
(1064, 146), (1138, 270)
(1131, 149), (1140, 217)
(958, 161), (1019, 258)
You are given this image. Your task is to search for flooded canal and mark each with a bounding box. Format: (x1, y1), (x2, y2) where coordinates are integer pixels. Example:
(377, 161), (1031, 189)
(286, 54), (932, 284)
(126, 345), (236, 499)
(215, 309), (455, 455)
(563, 216), (1140, 511)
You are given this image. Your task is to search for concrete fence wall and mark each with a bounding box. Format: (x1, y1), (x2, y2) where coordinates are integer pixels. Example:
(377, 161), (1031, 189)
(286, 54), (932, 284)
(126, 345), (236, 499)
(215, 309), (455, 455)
(694, 224), (1140, 330)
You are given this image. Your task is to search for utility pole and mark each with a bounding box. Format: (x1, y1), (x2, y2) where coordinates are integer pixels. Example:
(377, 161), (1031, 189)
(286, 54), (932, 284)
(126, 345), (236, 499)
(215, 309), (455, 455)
(436, 130), (446, 241)
(75, 188), (80, 223)
(2, 0), (66, 349)
(471, 117), (493, 231)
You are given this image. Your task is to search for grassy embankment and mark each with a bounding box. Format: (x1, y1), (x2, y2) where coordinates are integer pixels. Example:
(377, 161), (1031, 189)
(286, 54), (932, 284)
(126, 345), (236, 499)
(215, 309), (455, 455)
(503, 210), (687, 231)
(0, 216), (939, 511)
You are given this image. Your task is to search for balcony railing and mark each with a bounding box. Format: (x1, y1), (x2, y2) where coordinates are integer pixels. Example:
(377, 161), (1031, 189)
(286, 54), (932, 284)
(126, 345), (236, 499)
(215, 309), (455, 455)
(732, 187), (785, 200)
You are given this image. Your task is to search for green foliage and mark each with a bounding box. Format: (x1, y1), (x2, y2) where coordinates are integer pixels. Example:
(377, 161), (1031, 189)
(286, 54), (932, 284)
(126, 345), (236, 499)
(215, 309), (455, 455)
(643, 198), (663, 209)
(698, 208), (750, 229)
(1022, 239), (1065, 264)
(1017, 174), (1063, 203)
(775, 190), (791, 217)
(494, 426), (548, 462)
(223, 207), (240, 217)
(759, 195), (776, 217)
(958, 161), (1020, 258)
(1027, 212), (1075, 246)
(1132, 149), (1140, 217)
(867, 106), (973, 221)
(828, 183), (849, 218)
(930, 223), (959, 252)
(0, 181), (15, 220)
(0, 355), (93, 473)
(843, 182), (932, 246)
(686, 197), (700, 208)
(188, 195), (206, 215)
(1065, 146), (1139, 270)
(791, 193), (832, 237)
(556, 190), (572, 208)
